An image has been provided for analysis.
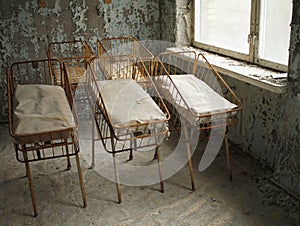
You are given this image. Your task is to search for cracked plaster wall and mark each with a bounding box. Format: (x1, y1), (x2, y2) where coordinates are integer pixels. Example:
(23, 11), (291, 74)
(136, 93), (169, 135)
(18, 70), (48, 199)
(175, 0), (192, 46)
(0, 0), (176, 122)
(223, 74), (300, 198)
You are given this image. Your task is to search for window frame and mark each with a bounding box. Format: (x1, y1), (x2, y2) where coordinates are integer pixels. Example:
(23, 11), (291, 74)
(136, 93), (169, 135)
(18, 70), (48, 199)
(192, 0), (290, 72)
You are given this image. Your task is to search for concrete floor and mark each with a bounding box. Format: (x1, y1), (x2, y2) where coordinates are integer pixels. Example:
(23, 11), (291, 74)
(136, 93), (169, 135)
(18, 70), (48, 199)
(0, 121), (299, 226)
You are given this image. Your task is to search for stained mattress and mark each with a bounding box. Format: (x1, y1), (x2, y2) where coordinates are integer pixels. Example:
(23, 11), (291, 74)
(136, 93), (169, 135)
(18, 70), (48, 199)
(156, 74), (238, 125)
(96, 78), (166, 127)
(12, 84), (75, 143)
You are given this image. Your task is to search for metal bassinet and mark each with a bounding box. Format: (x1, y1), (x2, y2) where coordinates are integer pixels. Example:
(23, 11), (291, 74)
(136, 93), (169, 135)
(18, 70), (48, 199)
(152, 51), (242, 190)
(85, 54), (170, 203)
(7, 59), (87, 216)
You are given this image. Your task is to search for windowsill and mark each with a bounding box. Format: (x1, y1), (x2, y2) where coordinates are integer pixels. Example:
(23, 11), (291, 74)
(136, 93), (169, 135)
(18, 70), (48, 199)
(167, 46), (288, 94)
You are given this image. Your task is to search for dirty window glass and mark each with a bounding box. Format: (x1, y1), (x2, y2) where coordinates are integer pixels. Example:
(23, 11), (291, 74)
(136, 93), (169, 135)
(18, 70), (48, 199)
(194, 0), (293, 71)
(258, 0), (292, 65)
(194, 0), (251, 55)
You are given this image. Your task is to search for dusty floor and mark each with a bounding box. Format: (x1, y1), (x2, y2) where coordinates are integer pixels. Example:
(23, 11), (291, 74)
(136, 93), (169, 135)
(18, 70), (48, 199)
(0, 121), (300, 226)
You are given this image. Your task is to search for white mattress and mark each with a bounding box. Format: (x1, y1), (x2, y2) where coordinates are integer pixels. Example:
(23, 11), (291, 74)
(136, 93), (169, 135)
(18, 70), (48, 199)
(96, 78), (167, 130)
(156, 74), (237, 125)
(13, 84), (75, 143)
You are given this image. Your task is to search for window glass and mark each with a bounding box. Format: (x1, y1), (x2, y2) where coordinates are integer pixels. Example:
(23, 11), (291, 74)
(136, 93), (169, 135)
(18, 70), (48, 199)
(194, 0), (293, 71)
(258, 0), (293, 65)
(194, 0), (252, 54)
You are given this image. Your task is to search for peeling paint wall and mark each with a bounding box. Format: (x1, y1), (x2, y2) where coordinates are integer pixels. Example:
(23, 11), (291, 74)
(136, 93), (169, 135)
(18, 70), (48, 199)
(175, 0), (192, 46)
(289, 0), (300, 94)
(159, 0), (176, 42)
(224, 74), (300, 198)
(97, 0), (160, 40)
(0, 0), (175, 122)
(277, 0), (300, 198)
(0, 0), (164, 65)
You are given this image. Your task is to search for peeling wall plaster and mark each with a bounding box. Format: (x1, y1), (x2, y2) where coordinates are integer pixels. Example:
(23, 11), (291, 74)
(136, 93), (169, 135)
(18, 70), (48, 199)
(0, 0), (176, 122)
(97, 0), (160, 40)
(288, 23), (300, 94)
(159, 0), (176, 42)
(70, 0), (88, 33)
(224, 68), (300, 197)
(0, 0), (170, 65)
(0, 0), (173, 66)
(175, 0), (192, 46)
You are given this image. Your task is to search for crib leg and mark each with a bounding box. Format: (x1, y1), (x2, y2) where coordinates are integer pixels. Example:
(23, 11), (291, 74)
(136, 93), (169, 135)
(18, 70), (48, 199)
(75, 152), (87, 208)
(113, 152), (122, 203)
(224, 131), (232, 181)
(65, 141), (71, 170)
(91, 116), (95, 168)
(129, 149), (133, 161)
(183, 123), (195, 191)
(186, 141), (195, 191)
(128, 135), (137, 161)
(155, 147), (164, 193)
(66, 155), (71, 170)
(23, 151), (38, 217)
(153, 150), (158, 160)
(24, 164), (28, 177)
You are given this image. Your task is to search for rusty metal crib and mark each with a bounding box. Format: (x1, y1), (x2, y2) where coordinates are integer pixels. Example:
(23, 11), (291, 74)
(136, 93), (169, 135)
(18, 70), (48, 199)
(152, 51), (242, 190)
(7, 59), (87, 217)
(85, 53), (170, 203)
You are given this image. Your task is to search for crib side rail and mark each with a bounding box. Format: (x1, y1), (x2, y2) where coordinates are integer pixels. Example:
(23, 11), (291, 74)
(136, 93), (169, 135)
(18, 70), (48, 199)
(85, 57), (112, 124)
(195, 53), (243, 113)
(47, 40), (94, 65)
(9, 59), (62, 90)
(97, 37), (154, 62)
(151, 56), (192, 115)
(157, 51), (197, 75)
(98, 36), (135, 57)
(136, 57), (170, 123)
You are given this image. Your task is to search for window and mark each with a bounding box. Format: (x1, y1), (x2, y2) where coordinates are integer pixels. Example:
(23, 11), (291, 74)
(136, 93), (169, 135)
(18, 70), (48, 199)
(193, 0), (293, 72)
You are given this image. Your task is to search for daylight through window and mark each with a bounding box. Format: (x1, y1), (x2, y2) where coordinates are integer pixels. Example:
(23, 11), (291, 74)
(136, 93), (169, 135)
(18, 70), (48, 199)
(194, 0), (293, 71)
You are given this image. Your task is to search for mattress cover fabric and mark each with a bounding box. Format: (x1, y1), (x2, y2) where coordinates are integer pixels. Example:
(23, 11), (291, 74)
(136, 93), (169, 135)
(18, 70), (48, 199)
(13, 84), (75, 143)
(96, 78), (166, 129)
(156, 74), (237, 125)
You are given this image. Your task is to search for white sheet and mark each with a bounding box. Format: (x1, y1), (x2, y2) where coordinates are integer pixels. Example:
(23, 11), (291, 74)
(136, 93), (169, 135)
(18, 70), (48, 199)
(13, 84), (75, 143)
(96, 78), (166, 129)
(156, 74), (237, 125)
